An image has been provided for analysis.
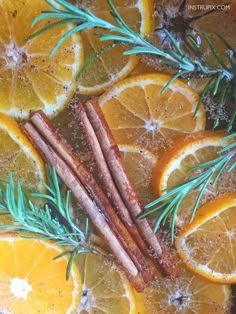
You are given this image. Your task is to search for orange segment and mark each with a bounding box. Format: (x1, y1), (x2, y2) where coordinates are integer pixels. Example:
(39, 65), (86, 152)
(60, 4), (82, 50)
(0, 0), (83, 119)
(76, 253), (137, 313)
(71, 0), (154, 94)
(0, 113), (46, 225)
(99, 73), (206, 154)
(176, 193), (236, 284)
(118, 144), (157, 205)
(152, 130), (236, 227)
(0, 234), (81, 313)
(0, 113), (45, 191)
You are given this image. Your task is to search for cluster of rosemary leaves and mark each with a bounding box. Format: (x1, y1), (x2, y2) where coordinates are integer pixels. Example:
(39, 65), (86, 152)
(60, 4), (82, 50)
(1, 0), (235, 247)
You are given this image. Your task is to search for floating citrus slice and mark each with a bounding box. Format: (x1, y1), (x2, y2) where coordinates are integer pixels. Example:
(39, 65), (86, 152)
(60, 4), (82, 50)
(0, 113), (45, 192)
(119, 144), (157, 205)
(142, 258), (231, 313)
(73, 0), (154, 94)
(176, 192), (236, 284)
(152, 130), (236, 226)
(99, 73), (206, 155)
(0, 233), (81, 313)
(0, 0), (83, 119)
(76, 253), (137, 313)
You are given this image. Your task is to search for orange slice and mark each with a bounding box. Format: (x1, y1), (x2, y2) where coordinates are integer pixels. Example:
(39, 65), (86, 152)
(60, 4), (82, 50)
(0, 113), (46, 225)
(176, 192), (236, 284)
(0, 113), (45, 192)
(99, 73), (206, 155)
(119, 144), (157, 205)
(73, 0), (154, 94)
(152, 130), (236, 226)
(142, 258), (231, 313)
(0, 0), (83, 119)
(0, 113), (46, 191)
(0, 233), (81, 313)
(76, 253), (137, 313)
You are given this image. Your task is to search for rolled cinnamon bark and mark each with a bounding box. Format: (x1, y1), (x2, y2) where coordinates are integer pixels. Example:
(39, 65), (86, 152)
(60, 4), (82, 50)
(23, 113), (156, 290)
(75, 104), (150, 255)
(29, 111), (154, 283)
(75, 98), (179, 277)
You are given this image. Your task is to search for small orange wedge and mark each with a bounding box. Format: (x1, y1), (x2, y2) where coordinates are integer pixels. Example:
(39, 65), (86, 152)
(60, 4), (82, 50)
(119, 144), (157, 205)
(0, 112), (45, 191)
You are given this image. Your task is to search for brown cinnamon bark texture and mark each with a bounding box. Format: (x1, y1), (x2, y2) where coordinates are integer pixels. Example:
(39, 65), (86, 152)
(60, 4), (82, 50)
(23, 111), (156, 291)
(75, 98), (179, 277)
(75, 104), (150, 255)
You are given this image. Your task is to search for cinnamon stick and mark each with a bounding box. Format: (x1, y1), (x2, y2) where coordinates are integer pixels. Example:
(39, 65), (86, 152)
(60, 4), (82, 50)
(75, 98), (179, 277)
(23, 113), (158, 290)
(75, 104), (149, 255)
(28, 111), (154, 284)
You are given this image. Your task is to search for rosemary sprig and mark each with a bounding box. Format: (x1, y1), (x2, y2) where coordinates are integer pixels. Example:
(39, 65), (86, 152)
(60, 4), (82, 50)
(0, 166), (94, 279)
(28, 0), (236, 129)
(139, 133), (236, 243)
